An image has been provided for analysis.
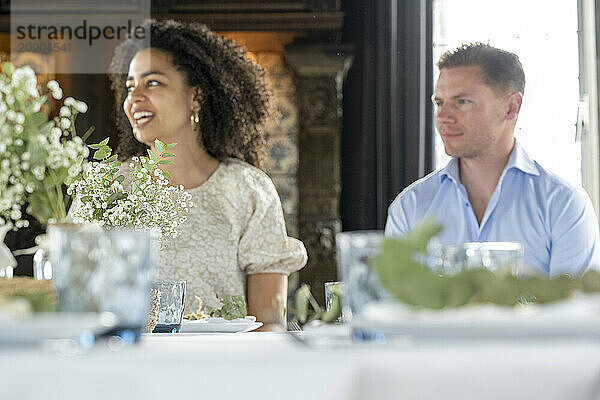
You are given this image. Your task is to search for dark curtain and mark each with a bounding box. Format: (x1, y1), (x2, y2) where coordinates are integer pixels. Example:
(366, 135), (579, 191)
(340, 0), (434, 230)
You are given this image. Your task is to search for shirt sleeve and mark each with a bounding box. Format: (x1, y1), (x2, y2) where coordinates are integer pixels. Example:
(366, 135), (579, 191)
(237, 174), (308, 275)
(385, 191), (414, 238)
(548, 186), (600, 276)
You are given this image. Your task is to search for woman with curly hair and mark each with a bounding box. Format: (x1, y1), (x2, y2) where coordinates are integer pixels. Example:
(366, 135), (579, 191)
(108, 19), (307, 331)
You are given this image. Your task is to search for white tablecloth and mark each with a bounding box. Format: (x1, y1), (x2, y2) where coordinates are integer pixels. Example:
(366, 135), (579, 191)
(2, 331), (600, 400)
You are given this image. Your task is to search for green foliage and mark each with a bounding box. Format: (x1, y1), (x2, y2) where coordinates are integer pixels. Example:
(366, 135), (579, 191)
(372, 218), (600, 309)
(210, 295), (247, 320)
(290, 283), (342, 325)
(0, 63), (91, 228)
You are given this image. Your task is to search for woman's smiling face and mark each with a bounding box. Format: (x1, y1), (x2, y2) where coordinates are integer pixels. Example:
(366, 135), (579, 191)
(123, 48), (197, 147)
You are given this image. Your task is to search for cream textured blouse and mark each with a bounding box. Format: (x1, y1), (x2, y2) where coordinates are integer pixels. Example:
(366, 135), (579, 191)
(146, 157), (306, 312)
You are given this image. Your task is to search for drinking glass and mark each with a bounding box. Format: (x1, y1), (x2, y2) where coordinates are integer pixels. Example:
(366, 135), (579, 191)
(48, 224), (156, 341)
(324, 281), (344, 323)
(335, 231), (389, 321)
(428, 242), (524, 275)
(152, 280), (186, 333)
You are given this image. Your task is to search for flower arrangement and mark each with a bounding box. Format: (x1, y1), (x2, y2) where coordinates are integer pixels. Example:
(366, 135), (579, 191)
(0, 62), (91, 229)
(68, 138), (193, 240)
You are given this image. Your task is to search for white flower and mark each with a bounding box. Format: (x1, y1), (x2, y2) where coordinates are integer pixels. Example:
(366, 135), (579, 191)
(10, 209), (21, 220)
(47, 80), (59, 91)
(51, 88), (63, 100)
(60, 118), (70, 129)
(64, 97), (75, 106)
(59, 106), (71, 117)
(74, 101), (88, 113)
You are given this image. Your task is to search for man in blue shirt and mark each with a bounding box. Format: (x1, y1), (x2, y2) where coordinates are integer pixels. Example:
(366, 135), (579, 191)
(385, 43), (600, 276)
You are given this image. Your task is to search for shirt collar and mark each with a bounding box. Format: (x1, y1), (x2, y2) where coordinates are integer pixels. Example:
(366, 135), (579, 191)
(439, 138), (540, 185)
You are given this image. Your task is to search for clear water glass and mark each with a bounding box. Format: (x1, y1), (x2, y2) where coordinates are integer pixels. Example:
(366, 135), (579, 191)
(48, 224), (156, 340)
(152, 280), (186, 333)
(335, 231), (389, 321)
(429, 241), (524, 275)
(324, 281), (344, 323)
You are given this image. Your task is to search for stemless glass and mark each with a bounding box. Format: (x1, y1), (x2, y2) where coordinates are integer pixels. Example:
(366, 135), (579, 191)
(324, 281), (344, 323)
(152, 280), (186, 333)
(429, 242), (524, 275)
(335, 231), (389, 321)
(48, 224), (156, 342)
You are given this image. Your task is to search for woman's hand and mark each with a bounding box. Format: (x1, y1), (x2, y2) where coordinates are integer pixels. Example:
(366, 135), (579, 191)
(247, 273), (288, 332)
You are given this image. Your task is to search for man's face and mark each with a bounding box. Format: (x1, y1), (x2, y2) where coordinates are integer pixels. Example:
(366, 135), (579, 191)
(433, 65), (514, 159)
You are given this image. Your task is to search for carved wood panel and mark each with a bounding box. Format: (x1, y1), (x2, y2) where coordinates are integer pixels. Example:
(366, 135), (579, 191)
(286, 45), (351, 304)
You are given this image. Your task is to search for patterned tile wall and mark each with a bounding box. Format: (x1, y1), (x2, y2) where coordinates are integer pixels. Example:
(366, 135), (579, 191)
(257, 51), (299, 238)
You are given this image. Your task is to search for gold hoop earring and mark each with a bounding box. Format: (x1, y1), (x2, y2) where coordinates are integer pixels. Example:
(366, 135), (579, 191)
(190, 111), (199, 128)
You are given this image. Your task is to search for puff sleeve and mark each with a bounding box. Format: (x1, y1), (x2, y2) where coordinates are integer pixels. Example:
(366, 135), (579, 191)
(237, 171), (307, 275)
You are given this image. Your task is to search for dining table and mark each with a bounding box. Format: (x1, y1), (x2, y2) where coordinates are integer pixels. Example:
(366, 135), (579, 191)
(3, 327), (600, 400)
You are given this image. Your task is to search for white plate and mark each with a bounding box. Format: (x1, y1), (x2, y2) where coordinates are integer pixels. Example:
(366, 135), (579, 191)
(180, 316), (262, 333)
(0, 312), (117, 344)
(352, 294), (600, 339)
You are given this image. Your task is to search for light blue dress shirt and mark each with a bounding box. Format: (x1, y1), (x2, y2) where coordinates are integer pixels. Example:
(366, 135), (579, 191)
(385, 140), (600, 276)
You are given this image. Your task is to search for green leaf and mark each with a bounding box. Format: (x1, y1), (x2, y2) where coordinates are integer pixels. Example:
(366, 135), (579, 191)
(39, 121), (54, 136)
(106, 191), (125, 204)
(88, 144), (101, 149)
(2, 62), (14, 76)
(28, 112), (48, 127)
(116, 175), (125, 183)
(403, 217), (444, 254)
(294, 284), (311, 324)
(26, 191), (53, 225)
(154, 139), (165, 154)
(165, 143), (178, 149)
(106, 154), (118, 163)
(163, 152), (176, 158)
(147, 149), (159, 164)
(209, 295), (247, 320)
(48, 168), (68, 187)
(162, 171), (171, 179)
(99, 137), (109, 146)
(27, 138), (48, 167)
(93, 149), (107, 160)
(158, 160), (173, 165)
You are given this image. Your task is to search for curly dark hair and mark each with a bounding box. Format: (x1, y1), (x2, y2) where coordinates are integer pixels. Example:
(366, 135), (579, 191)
(108, 19), (269, 168)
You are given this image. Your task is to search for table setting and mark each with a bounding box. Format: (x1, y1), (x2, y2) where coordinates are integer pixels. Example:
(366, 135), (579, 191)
(5, 219), (600, 400)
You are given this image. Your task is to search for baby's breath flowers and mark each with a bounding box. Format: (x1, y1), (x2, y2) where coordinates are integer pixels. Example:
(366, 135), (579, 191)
(0, 62), (92, 229)
(68, 138), (192, 241)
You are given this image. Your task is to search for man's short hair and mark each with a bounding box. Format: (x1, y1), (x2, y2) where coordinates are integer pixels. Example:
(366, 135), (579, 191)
(437, 43), (526, 95)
